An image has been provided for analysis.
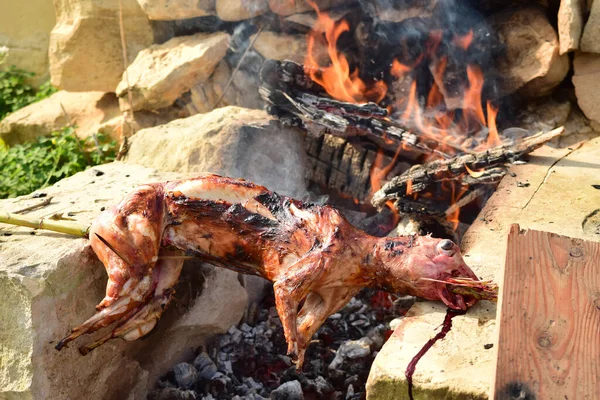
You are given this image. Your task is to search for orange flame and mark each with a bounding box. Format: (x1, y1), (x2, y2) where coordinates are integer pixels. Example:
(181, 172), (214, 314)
(304, 3), (387, 103)
(303, 12), (501, 232)
(453, 30), (474, 51)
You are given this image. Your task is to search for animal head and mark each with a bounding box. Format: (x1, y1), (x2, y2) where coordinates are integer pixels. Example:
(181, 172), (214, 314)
(377, 235), (479, 310)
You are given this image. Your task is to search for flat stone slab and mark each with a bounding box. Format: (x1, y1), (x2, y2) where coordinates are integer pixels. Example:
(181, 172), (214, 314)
(0, 162), (249, 399)
(367, 136), (600, 400)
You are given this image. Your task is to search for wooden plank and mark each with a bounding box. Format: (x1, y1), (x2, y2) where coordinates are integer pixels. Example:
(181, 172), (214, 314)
(492, 224), (600, 399)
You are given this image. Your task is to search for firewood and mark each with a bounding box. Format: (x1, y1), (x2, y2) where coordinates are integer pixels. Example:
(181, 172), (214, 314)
(371, 127), (566, 209)
(259, 59), (452, 159)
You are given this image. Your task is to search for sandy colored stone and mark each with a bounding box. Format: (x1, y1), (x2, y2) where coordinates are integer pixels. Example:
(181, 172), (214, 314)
(116, 32), (229, 111)
(0, 163), (252, 398)
(0, 91), (120, 146)
(0, 90), (186, 146)
(366, 302), (495, 400)
(216, 0), (269, 21)
(493, 6), (570, 96)
(0, 0), (56, 86)
(250, 31), (329, 65)
(191, 60), (263, 111)
(573, 52), (600, 124)
(268, 0), (351, 16)
(558, 0), (584, 54)
(136, 0), (215, 20)
(124, 106), (307, 198)
(49, 0), (153, 92)
(187, 60), (264, 113)
(581, 0), (600, 52)
(367, 138), (600, 399)
(251, 31), (308, 63)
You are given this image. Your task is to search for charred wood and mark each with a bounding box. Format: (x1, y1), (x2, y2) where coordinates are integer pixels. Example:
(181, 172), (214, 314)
(372, 127), (565, 209)
(259, 59), (451, 159)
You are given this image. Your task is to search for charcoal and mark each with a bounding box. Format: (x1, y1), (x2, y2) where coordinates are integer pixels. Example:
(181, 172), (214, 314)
(154, 287), (400, 399)
(193, 352), (218, 381)
(329, 338), (373, 370)
(345, 384), (355, 400)
(231, 329), (243, 344)
(156, 387), (197, 400)
(172, 363), (198, 390)
(307, 376), (334, 396)
(243, 377), (263, 392)
(270, 380), (303, 400)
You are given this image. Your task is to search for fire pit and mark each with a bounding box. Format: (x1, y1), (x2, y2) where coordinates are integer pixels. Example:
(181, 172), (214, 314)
(1, 0), (599, 399)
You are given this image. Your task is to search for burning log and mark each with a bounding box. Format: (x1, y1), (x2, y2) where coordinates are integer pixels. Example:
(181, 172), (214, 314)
(259, 59), (451, 159)
(0, 175), (497, 370)
(371, 127), (566, 209)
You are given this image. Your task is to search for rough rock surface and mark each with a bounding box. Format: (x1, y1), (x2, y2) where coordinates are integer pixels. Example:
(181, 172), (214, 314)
(366, 303), (495, 400)
(366, 139), (600, 399)
(116, 32), (229, 112)
(251, 31), (312, 64)
(136, 0), (215, 20)
(49, 0), (153, 92)
(558, 0), (584, 54)
(581, 0), (600, 52)
(0, 91), (119, 145)
(0, 0), (56, 86)
(216, 0), (269, 21)
(124, 106), (307, 198)
(572, 52), (600, 124)
(0, 91), (187, 145)
(268, 0), (351, 16)
(0, 163), (249, 399)
(187, 60), (264, 113)
(493, 6), (570, 96)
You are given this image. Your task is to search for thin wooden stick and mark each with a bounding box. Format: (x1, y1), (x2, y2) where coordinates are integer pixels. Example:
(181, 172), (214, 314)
(12, 197), (53, 214)
(0, 211), (90, 237)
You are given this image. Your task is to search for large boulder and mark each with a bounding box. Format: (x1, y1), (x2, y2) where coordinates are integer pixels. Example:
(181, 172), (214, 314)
(0, 163), (249, 399)
(116, 32), (229, 112)
(49, 0), (154, 92)
(581, 0), (600, 53)
(136, 0), (215, 20)
(492, 6), (570, 96)
(124, 106), (308, 198)
(572, 52), (600, 124)
(0, 0), (56, 86)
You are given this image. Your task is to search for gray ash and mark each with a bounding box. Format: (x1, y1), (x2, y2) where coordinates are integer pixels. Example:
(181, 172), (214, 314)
(150, 289), (414, 400)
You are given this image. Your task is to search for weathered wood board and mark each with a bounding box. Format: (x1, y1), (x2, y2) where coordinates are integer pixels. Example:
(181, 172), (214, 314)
(492, 224), (600, 399)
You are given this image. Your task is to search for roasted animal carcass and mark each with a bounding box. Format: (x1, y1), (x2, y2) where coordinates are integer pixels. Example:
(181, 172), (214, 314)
(56, 175), (479, 368)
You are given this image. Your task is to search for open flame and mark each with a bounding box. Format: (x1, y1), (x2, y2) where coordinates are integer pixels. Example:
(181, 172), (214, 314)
(304, 1), (387, 104)
(303, 9), (504, 231)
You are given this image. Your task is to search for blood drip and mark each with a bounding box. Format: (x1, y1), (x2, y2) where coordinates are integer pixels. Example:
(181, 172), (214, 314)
(405, 308), (466, 400)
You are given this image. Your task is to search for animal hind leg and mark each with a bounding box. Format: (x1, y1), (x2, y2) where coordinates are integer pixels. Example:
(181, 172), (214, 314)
(272, 253), (326, 359)
(294, 287), (361, 369)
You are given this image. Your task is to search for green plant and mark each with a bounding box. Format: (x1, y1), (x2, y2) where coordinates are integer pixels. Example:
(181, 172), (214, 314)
(0, 126), (118, 199)
(0, 66), (57, 120)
